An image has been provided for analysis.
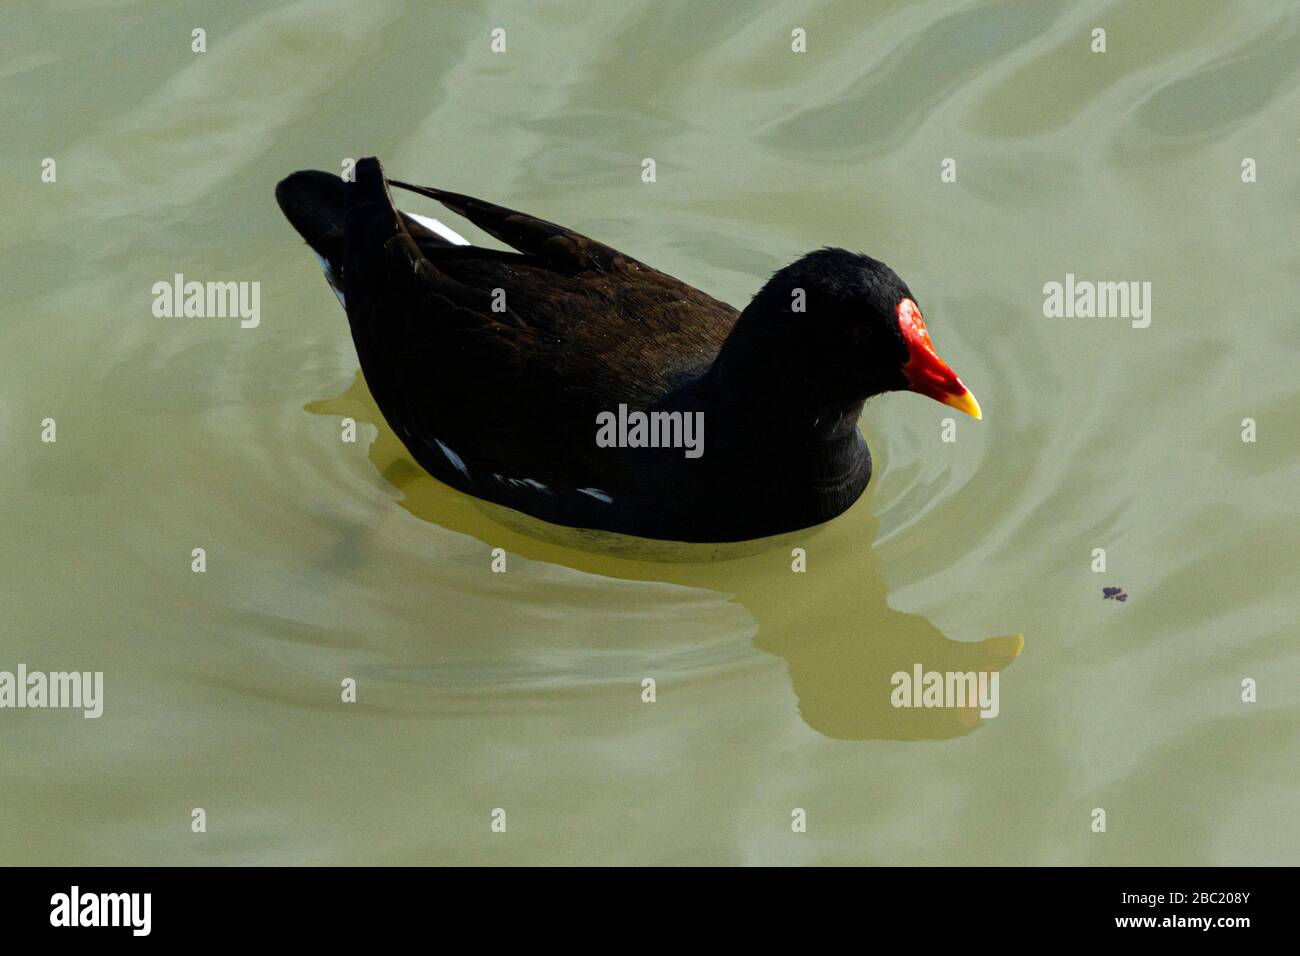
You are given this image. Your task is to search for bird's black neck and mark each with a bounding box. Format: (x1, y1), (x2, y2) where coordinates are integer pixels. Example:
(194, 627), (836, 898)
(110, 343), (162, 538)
(702, 314), (868, 446)
(685, 329), (872, 524)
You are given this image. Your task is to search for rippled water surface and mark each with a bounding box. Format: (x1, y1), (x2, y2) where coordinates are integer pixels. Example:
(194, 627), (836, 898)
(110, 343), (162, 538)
(2, 0), (1297, 864)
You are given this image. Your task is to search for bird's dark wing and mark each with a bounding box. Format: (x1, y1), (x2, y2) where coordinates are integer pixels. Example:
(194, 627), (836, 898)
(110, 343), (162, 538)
(388, 179), (645, 274)
(340, 158), (738, 494)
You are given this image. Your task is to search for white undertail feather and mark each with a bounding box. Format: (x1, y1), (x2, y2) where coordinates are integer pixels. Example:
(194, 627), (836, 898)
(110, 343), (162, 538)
(312, 252), (346, 309)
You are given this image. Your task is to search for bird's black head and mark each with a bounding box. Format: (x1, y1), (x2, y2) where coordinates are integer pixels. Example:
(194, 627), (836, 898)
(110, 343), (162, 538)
(726, 248), (980, 419)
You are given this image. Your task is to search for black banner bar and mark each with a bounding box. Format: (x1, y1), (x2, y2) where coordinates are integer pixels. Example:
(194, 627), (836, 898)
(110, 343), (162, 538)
(0, 866), (1284, 941)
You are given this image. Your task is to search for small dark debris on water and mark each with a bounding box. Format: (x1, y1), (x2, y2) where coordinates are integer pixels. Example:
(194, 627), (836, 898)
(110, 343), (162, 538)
(1103, 587), (1128, 602)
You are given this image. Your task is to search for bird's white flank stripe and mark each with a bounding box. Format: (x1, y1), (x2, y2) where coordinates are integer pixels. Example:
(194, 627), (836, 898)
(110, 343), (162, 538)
(435, 439), (470, 478)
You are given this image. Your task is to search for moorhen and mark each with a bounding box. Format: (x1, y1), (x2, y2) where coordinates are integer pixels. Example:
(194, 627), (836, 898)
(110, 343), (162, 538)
(277, 157), (980, 543)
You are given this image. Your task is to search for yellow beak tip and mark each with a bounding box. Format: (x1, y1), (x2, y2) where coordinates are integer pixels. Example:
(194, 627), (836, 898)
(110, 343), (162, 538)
(945, 390), (982, 420)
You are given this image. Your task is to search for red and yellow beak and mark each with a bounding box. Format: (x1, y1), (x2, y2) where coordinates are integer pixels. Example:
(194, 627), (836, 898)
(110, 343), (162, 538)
(897, 298), (982, 419)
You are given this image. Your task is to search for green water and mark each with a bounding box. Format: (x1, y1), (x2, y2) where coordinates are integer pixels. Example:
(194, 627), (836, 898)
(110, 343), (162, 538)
(1, 0), (1297, 865)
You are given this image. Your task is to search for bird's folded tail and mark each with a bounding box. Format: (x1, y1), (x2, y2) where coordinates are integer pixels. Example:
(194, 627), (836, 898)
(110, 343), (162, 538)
(275, 169), (348, 305)
(275, 158), (470, 309)
(275, 169), (345, 260)
(342, 157), (429, 315)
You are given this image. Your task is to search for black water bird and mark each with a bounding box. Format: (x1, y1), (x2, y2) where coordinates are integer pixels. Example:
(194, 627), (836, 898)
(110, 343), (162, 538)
(276, 157), (980, 542)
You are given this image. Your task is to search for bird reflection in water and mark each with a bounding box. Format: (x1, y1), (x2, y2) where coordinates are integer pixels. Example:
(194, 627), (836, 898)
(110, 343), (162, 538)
(307, 372), (1022, 742)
